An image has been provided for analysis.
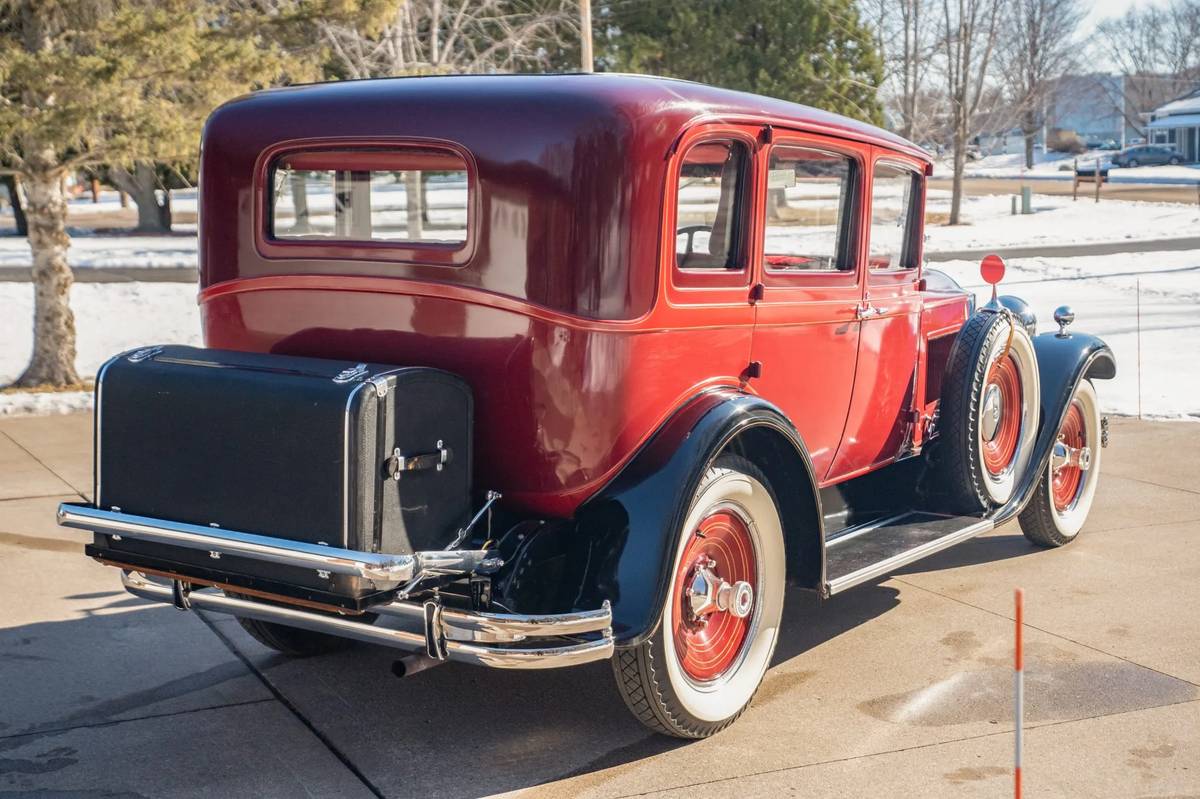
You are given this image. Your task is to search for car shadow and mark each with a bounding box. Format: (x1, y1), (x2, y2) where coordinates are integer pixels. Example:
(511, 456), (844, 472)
(0, 574), (906, 799)
(892, 528), (1042, 577)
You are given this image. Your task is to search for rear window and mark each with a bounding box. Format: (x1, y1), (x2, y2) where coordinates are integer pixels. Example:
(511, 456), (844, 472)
(269, 148), (469, 246)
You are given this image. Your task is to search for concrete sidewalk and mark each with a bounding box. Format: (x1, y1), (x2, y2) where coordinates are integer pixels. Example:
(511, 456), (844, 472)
(1, 413), (1197, 797)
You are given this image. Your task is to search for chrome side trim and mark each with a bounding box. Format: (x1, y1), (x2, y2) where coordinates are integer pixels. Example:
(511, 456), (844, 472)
(824, 518), (994, 596)
(120, 571), (614, 670)
(342, 367), (407, 546)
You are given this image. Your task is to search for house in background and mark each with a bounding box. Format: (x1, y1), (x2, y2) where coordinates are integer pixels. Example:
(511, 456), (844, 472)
(1147, 87), (1200, 163)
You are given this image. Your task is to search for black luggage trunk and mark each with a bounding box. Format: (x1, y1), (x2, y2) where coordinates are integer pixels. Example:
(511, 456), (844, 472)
(89, 345), (473, 606)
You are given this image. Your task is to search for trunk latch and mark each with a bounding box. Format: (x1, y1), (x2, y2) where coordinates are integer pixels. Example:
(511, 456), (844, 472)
(388, 440), (452, 480)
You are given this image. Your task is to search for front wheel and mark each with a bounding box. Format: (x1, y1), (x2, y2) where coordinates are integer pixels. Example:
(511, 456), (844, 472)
(1019, 380), (1103, 546)
(612, 455), (785, 738)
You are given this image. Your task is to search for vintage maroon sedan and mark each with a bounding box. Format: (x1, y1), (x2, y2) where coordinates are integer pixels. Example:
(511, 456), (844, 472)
(58, 74), (1113, 738)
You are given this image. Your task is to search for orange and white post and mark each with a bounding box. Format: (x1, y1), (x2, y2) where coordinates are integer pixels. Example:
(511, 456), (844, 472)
(1014, 588), (1025, 799)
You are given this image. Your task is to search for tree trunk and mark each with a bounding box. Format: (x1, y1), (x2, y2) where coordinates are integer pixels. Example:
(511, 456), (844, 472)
(766, 188), (788, 220)
(949, 117), (967, 225)
(15, 169), (79, 388)
(1022, 110), (1038, 169)
(2, 175), (29, 236)
(288, 171), (310, 233)
(109, 162), (172, 233)
(405, 171), (423, 240)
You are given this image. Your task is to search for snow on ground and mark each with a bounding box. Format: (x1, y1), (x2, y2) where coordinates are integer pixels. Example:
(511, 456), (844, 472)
(0, 232), (197, 269)
(2, 250), (1196, 418)
(924, 190), (1200, 252)
(933, 151), (1200, 184)
(0, 282), (201, 416)
(935, 249), (1200, 420)
(59, 188), (199, 217)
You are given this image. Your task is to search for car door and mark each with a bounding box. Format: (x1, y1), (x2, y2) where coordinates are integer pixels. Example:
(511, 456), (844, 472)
(825, 153), (924, 482)
(747, 132), (865, 479)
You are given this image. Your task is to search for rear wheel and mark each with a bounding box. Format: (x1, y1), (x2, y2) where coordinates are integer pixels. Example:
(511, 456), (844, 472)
(1019, 380), (1102, 547)
(937, 311), (1040, 512)
(612, 455), (785, 738)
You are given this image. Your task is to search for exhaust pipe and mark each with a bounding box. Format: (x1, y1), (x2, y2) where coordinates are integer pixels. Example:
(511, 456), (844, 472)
(392, 653), (445, 678)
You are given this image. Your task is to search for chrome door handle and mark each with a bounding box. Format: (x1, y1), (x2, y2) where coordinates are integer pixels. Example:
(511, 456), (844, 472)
(856, 304), (883, 319)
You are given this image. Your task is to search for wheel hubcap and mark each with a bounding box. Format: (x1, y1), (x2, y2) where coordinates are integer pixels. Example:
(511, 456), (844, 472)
(1052, 402), (1089, 511)
(982, 354), (1022, 475)
(672, 508), (757, 683)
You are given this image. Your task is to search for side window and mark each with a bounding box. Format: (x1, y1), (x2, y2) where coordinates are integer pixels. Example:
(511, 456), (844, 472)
(762, 147), (855, 272)
(675, 140), (749, 270)
(869, 162), (921, 270)
(270, 148), (469, 246)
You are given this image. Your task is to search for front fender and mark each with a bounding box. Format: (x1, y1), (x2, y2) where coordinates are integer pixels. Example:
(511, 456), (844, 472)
(569, 391), (822, 646)
(993, 331), (1116, 524)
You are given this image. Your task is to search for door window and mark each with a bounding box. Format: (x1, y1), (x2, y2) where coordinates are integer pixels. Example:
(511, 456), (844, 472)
(675, 140), (749, 270)
(762, 147), (856, 272)
(868, 162), (921, 270)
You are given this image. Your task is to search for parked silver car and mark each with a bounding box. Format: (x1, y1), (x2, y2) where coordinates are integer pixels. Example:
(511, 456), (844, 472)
(1111, 144), (1183, 168)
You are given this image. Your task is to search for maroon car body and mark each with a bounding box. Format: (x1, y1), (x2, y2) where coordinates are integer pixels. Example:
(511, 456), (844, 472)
(61, 74), (1114, 738)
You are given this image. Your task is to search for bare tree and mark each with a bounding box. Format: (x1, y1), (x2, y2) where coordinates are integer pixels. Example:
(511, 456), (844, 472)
(315, 0), (578, 79)
(1095, 0), (1200, 142)
(867, 0), (940, 142)
(1098, 0), (1200, 79)
(939, 0), (1002, 225)
(998, 0), (1083, 168)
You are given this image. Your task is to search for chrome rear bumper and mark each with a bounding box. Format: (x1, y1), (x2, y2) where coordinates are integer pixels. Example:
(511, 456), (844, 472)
(57, 504), (495, 585)
(120, 572), (613, 669)
(59, 503), (614, 669)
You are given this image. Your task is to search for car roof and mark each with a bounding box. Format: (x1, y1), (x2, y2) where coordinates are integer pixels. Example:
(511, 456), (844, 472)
(215, 73), (931, 164)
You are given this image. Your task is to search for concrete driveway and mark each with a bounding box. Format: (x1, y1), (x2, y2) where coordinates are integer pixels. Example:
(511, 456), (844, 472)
(1, 413), (1197, 797)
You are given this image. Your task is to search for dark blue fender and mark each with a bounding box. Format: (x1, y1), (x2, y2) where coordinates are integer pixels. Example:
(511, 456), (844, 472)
(992, 330), (1116, 524)
(568, 390), (824, 646)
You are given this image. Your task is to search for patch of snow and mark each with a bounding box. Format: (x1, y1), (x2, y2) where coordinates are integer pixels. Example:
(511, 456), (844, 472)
(934, 249), (1200, 420)
(933, 151), (1200, 184)
(0, 234), (197, 269)
(925, 192), (1200, 252)
(0, 283), (202, 386)
(0, 390), (92, 418)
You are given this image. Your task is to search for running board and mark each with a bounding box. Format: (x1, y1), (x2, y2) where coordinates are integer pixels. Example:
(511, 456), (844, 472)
(823, 512), (993, 596)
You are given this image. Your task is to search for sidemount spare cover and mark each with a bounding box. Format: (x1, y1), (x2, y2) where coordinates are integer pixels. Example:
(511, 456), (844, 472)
(94, 346), (473, 567)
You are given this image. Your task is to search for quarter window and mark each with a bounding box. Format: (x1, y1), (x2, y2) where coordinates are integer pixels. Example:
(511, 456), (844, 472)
(762, 147), (855, 272)
(270, 148), (469, 246)
(869, 162), (920, 270)
(675, 140), (749, 270)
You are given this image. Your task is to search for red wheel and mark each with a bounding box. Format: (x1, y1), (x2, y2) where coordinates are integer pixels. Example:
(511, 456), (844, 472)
(1020, 380), (1103, 546)
(1052, 402), (1086, 511)
(981, 354), (1023, 476)
(670, 508), (757, 682)
(612, 455), (785, 738)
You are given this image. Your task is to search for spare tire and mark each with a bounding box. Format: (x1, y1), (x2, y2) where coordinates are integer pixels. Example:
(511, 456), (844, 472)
(936, 310), (1040, 512)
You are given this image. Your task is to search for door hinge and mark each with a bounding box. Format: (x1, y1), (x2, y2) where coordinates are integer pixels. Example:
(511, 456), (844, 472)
(749, 282), (764, 304)
(745, 361), (763, 380)
(760, 125), (774, 145)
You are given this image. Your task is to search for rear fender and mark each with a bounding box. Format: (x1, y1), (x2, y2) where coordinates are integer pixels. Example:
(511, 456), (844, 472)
(568, 391), (824, 646)
(993, 331), (1115, 524)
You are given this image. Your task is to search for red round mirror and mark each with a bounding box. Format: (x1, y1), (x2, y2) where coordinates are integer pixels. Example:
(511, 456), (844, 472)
(981, 253), (1006, 285)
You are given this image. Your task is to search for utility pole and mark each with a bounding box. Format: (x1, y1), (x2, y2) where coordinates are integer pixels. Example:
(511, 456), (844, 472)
(579, 0), (594, 72)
